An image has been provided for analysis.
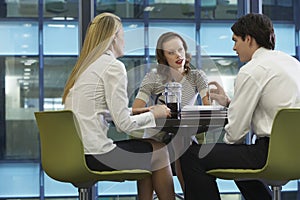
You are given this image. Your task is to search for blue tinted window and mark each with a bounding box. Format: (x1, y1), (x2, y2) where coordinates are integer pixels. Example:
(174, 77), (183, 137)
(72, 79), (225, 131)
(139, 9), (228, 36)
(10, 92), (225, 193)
(123, 22), (145, 56)
(43, 21), (79, 55)
(200, 23), (234, 56)
(0, 22), (38, 55)
(200, 22), (296, 56)
(149, 23), (196, 56)
(274, 23), (295, 55)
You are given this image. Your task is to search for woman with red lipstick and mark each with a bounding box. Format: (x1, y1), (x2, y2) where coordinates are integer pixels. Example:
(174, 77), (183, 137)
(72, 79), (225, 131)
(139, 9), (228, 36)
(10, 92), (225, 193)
(134, 32), (210, 108)
(132, 32), (210, 191)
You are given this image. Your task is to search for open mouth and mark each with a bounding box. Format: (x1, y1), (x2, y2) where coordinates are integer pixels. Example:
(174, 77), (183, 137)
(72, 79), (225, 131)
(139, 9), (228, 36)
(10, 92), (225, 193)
(176, 59), (183, 65)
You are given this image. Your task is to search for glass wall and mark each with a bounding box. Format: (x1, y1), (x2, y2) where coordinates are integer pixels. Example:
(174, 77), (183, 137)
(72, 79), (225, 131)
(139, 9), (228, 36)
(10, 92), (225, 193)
(95, 0), (239, 20)
(0, 0), (299, 199)
(263, 0), (293, 21)
(2, 0), (79, 18)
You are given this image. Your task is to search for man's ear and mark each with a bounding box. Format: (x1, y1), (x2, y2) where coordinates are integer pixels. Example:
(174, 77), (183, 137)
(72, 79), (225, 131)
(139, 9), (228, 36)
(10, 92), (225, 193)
(245, 35), (254, 47)
(246, 35), (258, 48)
(245, 35), (252, 43)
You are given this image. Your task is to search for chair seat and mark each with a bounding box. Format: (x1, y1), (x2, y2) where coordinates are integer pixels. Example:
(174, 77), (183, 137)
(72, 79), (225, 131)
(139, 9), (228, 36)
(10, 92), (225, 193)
(72, 169), (152, 188)
(207, 168), (289, 186)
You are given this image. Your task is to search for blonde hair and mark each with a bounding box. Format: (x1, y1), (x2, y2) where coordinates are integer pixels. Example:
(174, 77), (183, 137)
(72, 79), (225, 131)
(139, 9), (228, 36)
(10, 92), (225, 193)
(62, 12), (122, 103)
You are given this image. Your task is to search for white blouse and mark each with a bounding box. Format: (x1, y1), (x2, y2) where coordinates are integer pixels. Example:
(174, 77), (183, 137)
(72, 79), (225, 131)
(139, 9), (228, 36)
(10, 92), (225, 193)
(64, 51), (156, 155)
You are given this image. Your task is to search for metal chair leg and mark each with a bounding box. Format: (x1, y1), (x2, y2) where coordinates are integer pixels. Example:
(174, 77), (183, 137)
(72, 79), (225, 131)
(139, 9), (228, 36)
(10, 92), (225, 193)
(79, 188), (90, 200)
(153, 193), (184, 199)
(175, 193), (184, 199)
(272, 186), (282, 200)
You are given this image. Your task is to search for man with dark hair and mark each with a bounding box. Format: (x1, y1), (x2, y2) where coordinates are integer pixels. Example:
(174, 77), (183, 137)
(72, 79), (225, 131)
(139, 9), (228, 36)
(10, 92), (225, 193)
(180, 13), (300, 200)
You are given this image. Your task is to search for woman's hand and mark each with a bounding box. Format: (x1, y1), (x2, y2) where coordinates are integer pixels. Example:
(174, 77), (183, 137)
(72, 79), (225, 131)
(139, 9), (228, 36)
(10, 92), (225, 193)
(132, 107), (151, 115)
(132, 98), (170, 117)
(132, 98), (151, 115)
(208, 81), (231, 107)
(150, 105), (171, 118)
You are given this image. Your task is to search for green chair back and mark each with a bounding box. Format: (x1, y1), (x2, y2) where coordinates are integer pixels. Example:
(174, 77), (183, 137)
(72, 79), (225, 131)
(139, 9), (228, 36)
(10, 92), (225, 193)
(261, 108), (300, 181)
(35, 110), (151, 188)
(207, 108), (300, 182)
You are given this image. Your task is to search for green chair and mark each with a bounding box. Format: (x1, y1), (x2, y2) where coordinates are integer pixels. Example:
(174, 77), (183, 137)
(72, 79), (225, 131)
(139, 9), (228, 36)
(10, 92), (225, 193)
(34, 110), (151, 200)
(207, 108), (300, 200)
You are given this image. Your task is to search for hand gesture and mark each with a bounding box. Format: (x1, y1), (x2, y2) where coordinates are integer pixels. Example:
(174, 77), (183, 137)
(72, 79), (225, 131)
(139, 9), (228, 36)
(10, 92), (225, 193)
(208, 81), (231, 107)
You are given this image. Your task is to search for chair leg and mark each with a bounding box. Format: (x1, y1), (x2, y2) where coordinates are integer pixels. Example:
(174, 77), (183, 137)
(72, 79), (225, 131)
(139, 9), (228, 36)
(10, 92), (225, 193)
(153, 193), (184, 200)
(175, 193), (184, 199)
(79, 188), (90, 200)
(272, 185), (282, 200)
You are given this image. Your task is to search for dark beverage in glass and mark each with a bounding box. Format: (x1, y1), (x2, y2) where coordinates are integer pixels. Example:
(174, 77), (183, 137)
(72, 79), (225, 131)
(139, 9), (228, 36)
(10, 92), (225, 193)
(167, 102), (181, 119)
(165, 82), (182, 119)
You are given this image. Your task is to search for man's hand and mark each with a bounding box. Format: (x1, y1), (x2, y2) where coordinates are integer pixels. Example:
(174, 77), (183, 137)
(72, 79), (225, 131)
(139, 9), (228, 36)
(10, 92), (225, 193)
(208, 81), (231, 107)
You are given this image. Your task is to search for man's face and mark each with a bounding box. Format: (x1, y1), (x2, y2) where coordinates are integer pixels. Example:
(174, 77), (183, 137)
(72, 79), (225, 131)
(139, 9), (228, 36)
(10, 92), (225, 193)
(232, 34), (252, 63)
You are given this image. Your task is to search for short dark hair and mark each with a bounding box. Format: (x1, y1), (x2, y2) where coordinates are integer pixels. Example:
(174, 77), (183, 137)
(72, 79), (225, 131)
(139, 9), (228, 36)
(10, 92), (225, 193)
(231, 13), (275, 50)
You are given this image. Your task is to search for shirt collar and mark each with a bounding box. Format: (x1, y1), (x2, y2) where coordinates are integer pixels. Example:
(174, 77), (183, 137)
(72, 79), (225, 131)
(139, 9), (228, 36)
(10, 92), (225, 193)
(104, 50), (115, 58)
(252, 47), (271, 59)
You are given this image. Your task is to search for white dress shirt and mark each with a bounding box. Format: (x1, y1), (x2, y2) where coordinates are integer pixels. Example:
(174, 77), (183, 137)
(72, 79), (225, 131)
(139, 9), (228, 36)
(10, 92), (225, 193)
(64, 51), (156, 154)
(224, 47), (300, 144)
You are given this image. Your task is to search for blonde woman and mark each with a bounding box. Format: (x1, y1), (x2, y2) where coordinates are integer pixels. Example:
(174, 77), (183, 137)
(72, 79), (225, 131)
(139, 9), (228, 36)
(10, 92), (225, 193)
(62, 13), (175, 200)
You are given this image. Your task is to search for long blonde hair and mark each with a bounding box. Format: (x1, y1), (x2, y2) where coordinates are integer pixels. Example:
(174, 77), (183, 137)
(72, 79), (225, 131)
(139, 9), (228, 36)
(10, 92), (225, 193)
(62, 12), (122, 103)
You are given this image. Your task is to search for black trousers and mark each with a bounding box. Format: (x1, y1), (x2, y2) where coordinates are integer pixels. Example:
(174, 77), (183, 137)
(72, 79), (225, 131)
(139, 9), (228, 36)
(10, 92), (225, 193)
(180, 137), (272, 200)
(85, 139), (153, 171)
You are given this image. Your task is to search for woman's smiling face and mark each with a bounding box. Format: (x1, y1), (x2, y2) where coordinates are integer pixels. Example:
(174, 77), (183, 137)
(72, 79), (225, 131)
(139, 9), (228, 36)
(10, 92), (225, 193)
(162, 36), (186, 72)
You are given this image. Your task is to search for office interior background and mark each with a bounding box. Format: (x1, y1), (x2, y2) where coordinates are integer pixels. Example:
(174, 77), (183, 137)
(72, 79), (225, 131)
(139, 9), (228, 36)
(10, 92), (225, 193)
(0, 0), (300, 199)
